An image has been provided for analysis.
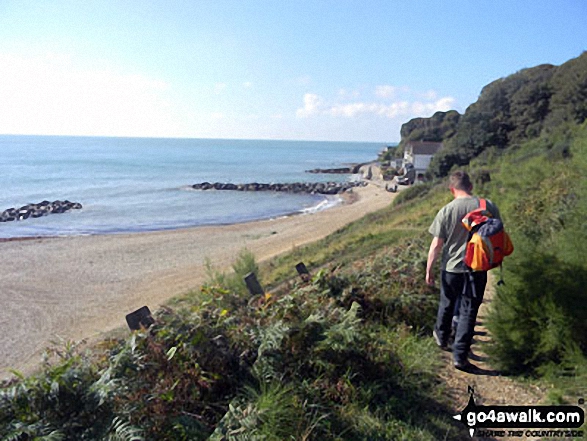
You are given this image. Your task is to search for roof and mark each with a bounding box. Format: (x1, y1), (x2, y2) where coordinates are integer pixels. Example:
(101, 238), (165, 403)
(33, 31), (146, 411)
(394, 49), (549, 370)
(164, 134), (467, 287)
(406, 141), (443, 155)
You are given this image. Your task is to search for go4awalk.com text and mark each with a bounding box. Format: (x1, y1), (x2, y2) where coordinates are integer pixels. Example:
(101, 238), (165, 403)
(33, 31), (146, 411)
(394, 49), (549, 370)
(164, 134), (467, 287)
(453, 389), (585, 438)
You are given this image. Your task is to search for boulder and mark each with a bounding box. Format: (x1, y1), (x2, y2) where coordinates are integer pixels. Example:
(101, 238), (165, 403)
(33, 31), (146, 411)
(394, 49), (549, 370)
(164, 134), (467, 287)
(190, 180), (364, 195)
(0, 200), (82, 223)
(305, 167), (353, 174)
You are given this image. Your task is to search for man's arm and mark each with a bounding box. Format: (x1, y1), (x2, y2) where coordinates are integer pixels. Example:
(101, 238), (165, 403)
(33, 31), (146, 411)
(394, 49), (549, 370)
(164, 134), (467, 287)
(426, 236), (444, 286)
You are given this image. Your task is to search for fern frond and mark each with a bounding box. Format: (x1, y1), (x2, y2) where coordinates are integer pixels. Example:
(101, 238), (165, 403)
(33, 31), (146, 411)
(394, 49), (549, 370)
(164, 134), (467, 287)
(256, 320), (289, 357)
(36, 430), (66, 441)
(106, 417), (144, 441)
(319, 302), (363, 351)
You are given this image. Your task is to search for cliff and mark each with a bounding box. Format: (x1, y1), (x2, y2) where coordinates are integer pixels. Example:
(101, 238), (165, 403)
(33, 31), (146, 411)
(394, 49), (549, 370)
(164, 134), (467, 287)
(397, 51), (587, 176)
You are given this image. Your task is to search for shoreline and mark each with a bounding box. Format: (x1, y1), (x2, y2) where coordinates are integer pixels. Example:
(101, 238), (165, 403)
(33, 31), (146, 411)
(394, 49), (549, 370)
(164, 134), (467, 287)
(0, 183), (396, 378)
(0, 192), (346, 242)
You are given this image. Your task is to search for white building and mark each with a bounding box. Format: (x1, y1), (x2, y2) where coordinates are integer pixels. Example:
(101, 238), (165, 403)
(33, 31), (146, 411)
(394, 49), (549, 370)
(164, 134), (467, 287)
(403, 141), (443, 179)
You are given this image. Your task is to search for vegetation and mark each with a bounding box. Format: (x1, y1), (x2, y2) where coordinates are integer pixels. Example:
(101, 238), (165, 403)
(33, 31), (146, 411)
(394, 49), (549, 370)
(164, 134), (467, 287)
(481, 123), (587, 388)
(1, 232), (467, 440)
(397, 110), (461, 153)
(2, 52), (587, 438)
(397, 52), (587, 177)
(377, 146), (399, 163)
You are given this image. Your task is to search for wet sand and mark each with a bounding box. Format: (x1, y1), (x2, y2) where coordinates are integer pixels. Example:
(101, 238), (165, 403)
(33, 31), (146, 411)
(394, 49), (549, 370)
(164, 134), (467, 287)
(0, 183), (396, 377)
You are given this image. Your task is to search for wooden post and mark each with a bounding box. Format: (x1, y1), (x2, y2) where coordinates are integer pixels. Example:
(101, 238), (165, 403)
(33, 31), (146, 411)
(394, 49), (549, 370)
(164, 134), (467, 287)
(244, 272), (265, 296)
(295, 262), (311, 282)
(126, 306), (155, 331)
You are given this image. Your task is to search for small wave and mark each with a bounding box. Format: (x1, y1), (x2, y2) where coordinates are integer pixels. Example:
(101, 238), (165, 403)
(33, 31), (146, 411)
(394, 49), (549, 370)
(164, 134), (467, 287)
(300, 196), (342, 215)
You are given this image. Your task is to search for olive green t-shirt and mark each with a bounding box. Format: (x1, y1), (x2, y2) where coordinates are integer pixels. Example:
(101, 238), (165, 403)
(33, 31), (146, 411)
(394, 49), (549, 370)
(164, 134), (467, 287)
(428, 196), (501, 273)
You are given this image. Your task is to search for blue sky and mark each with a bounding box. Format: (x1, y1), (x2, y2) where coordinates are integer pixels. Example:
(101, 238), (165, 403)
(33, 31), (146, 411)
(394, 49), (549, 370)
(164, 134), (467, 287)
(0, 1), (585, 142)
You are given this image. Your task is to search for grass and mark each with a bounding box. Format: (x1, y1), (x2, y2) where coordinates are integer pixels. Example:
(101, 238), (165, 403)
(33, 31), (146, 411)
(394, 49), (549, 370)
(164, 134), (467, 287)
(1, 188), (473, 440)
(262, 183), (449, 289)
(3, 125), (587, 438)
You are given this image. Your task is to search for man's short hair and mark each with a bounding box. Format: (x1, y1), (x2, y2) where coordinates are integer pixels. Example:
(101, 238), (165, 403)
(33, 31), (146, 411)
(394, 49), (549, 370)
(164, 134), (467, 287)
(449, 171), (472, 191)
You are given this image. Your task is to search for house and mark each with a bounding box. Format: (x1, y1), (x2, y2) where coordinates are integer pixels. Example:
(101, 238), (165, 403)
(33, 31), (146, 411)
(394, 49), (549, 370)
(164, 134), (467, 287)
(403, 141), (443, 180)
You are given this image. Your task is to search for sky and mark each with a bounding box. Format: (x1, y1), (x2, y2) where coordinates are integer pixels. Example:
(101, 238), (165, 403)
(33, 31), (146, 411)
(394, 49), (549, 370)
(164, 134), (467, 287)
(0, 1), (586, 142)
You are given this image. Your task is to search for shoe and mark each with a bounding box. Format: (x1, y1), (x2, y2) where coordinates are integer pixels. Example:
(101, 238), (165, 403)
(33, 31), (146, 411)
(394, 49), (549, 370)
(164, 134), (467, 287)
(454, 360), (478, 373)
(433, 329), (451, 352)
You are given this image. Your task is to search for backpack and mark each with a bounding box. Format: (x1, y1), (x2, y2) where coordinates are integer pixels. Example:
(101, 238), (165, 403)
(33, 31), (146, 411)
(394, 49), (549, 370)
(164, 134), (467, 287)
(462, 199), (513, 278)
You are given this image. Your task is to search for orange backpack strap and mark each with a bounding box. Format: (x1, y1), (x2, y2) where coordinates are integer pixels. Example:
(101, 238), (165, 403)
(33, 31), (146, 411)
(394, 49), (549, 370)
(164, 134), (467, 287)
(479, 198), (487, 210)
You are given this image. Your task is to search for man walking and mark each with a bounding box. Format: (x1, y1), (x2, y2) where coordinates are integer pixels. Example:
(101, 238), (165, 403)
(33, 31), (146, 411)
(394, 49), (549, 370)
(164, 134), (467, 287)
(426, 171), (501, 372)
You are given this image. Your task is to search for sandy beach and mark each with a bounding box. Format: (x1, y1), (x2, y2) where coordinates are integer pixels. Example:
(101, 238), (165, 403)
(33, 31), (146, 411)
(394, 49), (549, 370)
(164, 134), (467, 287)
(0, 183), (396, 377)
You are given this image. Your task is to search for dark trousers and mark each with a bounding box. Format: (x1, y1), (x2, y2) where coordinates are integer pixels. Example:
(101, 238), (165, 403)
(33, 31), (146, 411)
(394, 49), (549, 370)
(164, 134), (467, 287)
(434, 270), (487, 364)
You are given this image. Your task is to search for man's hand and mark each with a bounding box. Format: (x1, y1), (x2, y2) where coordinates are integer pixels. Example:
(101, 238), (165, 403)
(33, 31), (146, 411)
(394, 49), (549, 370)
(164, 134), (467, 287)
(426, 270), (435, 286)
(426, 236), (444, 286)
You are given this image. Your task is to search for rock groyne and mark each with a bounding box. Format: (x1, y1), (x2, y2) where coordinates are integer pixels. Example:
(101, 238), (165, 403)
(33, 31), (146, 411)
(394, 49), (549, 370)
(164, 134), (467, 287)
(191, 181), (366, 195)
(306, 167), (353, 174)
(0, 200), (83, 222)
(305, 163), (364, 174)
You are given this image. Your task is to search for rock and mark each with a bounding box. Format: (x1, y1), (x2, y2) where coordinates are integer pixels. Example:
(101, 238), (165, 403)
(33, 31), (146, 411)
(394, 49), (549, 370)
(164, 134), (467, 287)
(190, 181), (364, 195)
(0, 200), (83, 223)
(306, 167), (353, 174)
(192, 182), (213, 190)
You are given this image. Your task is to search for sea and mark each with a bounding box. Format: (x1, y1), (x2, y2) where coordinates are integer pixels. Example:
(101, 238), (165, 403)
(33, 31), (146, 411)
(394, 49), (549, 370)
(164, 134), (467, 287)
(0, 135), (382, 239)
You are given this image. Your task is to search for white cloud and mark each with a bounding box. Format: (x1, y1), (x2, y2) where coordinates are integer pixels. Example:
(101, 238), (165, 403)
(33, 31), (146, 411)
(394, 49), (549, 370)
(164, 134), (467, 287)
(411, 102), (429, 115)
(0, 52), (188, 137)
(297, 87), (455, 121)
(379, 101), (411, 118)
(330, 102), (380, 117)
(420, 89), (438, 100)
(374, 85), (397, 98)
(0, 52), (457, 142)
(411, 96), (455, 115)
(328, 101), (412, 118)
(434, 96), (456, 111)
(296, 93), (324, 118)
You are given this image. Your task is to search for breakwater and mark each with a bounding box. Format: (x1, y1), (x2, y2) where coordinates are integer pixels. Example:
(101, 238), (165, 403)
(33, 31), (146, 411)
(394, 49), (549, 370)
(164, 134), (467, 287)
(306, 167), (353, 174)
(0, 200), (82, 222)
(305, 163), (364, 174)
(191, 181), (366, 195)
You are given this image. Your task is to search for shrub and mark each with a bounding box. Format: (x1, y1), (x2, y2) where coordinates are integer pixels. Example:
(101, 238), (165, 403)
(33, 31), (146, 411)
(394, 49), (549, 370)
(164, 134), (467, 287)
(486, 123), (587, 374)
(0, 341), (143, 441)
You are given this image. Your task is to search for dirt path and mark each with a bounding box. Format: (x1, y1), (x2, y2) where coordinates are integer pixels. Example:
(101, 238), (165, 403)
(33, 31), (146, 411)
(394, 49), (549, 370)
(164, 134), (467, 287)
(437, 273), (547, 440)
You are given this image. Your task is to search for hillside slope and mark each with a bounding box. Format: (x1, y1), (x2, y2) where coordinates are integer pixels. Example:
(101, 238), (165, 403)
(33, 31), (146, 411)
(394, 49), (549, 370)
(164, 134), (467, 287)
(397, 51), (587, 177)
(1, 54), (586, 440)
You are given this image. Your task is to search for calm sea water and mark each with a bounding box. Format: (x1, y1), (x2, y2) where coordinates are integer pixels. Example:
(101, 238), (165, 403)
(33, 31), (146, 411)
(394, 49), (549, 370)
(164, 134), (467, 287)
(0, 136), (381, 238)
